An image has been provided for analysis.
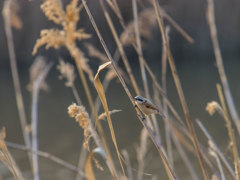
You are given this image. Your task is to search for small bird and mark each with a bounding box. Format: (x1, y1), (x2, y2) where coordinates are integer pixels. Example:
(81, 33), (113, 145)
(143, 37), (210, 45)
(134, 95), (163, 117)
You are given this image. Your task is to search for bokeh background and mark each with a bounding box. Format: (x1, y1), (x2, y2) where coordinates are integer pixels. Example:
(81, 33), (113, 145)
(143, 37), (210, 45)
(0, 0), (240, 179)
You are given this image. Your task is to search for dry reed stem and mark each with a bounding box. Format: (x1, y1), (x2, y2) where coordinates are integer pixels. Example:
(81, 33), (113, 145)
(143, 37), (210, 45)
(206, 0), (240, 135)
(31, 60), (53, 180)
(99, 0), (140, 95)
(196, 120), (235, 178)
(136, 128), (149, 180)
(208, 141), (226, 180)
(82, 0), (177, 179)
(122, 150), (134, 180)
(152, 0), (208, 179)
(75, 140), (87, 180)
(0, 129), (23, 180)
(2, 0), (32, 166)
(6, 141), (85, 177)
(217, 84), (240, 180)
(132, 3), (162, 176)
(132, 0), (161, 146)
(171, 130), (199, 180)
(161, 25), (174, 167)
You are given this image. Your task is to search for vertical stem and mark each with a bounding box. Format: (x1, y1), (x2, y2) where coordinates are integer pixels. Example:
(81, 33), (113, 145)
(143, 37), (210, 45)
(152, 0), (208, 179)
(217, 84), (240, 180)
(31, 62), (52, 180)
(99, 0), (140, 95)
(206, 0), (240, 134)
(132, 0), (149, 97)
(161, 26), (174, 167)
(3, 0), (32, 161)
(32, 82), (40, 180)
(197, 120), (232, 179)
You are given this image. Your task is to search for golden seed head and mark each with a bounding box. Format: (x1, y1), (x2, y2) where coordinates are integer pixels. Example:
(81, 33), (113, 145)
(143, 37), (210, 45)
(206, 101), (221, 116)
(68, 103), (79, 117)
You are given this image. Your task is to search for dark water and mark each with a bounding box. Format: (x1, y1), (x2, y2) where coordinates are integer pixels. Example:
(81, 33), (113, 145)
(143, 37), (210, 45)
(1, 56), (240, 179)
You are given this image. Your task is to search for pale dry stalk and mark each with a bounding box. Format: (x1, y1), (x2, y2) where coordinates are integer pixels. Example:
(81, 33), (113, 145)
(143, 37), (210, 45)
(152, 0), (208, 179)
(206, 0), (240, 135)
(217, 84), (240, 180)
(31, 60), (52, 180)
(2, 0), (32, 166)
(197, 120), (235, 178)
(99, 0), (140, 95)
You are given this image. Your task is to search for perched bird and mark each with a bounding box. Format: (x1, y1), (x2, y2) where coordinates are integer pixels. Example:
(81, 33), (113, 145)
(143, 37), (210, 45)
(134, 95), (164, 117)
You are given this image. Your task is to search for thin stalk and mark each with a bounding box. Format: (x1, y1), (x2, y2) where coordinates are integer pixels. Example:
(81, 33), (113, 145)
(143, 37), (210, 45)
(82, 1), (177, 179)
(2, 0), (32, 165)
(172, 131), (199, 180)
(132, 0), (149, 97)
(197, 120), (235, 178)
(152, 0), (208, 179)
(31, 82), (40, 180)
(99, 0), (140, 95)
(161, 26), (174, 167)
(75, 141), (87, 180)
(132, 0), (162, 145)
(132, 1), (163, 177)
(31, 62), (52, 180)
(214, 152), (226, 180)
(217, 84), (240, 180)
(206, 0), (240, 134)
(72, 84), (81, 105)
(122, 150), (134, 180)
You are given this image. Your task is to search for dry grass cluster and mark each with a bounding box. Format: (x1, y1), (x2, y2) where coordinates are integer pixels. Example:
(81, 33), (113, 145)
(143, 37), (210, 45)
(1, 0), (240, 180)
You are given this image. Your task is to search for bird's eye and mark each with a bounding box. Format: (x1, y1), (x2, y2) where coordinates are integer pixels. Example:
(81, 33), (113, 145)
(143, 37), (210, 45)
(135, 97), (143, 102)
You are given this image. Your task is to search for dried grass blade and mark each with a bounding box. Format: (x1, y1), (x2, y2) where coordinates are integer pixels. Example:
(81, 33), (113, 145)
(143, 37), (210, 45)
(85, 152), (96, 180)
(94, 61), (125, 177)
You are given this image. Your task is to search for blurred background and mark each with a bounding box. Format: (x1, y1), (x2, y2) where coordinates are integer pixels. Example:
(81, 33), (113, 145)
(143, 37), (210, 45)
(0, 0), (240, 179)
